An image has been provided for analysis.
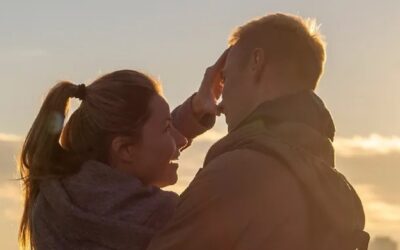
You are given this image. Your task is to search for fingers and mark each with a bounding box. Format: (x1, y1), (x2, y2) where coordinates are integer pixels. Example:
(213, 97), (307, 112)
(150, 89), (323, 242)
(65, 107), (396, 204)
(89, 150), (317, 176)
(204, 48), (230, 84)
(202, 48), (230, 88)
(213, 81), (224, 99)
(195, 48), (230, 117)
(205, 48), (230, 76)
(213, 47), (230, 70)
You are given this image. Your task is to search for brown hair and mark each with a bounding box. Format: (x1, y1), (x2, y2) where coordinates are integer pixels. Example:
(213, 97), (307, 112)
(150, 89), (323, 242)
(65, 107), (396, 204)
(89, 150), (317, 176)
(18, 69), (161, 249)
(229, 13), (326, 89)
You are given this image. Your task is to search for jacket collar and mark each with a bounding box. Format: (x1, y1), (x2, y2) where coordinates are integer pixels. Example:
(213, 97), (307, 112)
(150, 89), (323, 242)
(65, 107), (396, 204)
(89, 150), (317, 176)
(234, 90), (336, 141)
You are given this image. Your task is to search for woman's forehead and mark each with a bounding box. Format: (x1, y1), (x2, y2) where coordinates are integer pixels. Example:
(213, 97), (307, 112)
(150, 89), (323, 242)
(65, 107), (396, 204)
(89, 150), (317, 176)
(149, 95), (171, 121)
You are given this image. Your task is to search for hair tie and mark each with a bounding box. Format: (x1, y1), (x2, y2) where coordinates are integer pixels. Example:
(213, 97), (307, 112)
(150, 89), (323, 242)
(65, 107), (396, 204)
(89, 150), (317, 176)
(74, 84), (86, 101)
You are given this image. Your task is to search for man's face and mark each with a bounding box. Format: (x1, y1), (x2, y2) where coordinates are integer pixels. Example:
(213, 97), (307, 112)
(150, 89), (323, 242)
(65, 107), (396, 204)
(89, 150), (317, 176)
(220, 45), (258, 131)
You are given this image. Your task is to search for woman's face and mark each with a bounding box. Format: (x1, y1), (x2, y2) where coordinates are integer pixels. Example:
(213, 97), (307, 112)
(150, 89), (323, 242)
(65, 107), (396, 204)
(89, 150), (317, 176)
(113, 94), (188, 188)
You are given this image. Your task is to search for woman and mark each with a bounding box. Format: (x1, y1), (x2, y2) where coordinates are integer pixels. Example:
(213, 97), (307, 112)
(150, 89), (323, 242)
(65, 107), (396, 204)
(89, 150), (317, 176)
(18, 50), (228, 249)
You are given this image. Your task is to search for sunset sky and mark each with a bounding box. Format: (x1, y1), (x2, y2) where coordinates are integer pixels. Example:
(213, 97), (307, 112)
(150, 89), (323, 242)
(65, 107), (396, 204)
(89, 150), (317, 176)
(1, 0), (399, 248)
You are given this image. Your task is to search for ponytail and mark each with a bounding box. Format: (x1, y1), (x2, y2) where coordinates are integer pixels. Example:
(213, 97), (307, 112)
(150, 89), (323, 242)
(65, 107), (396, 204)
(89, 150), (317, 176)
(18, 81), (81, 249)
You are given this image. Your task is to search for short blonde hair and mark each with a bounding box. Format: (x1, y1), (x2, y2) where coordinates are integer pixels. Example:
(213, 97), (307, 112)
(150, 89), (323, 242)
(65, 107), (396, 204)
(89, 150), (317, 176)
(229, 13), (326, 89)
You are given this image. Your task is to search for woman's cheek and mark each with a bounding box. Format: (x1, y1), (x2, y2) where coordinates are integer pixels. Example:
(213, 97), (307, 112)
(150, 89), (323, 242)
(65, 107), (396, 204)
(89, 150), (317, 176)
(159, 135), (179, 185)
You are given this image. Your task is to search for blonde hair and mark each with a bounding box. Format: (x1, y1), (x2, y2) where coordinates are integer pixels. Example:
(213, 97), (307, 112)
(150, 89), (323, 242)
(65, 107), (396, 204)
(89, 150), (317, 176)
(229, 13), (326, 89)
(18, 70), (161, 249)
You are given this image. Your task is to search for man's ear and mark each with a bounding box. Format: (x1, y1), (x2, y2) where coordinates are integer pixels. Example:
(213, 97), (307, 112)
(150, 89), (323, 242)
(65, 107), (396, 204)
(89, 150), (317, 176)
(110, 136), (136, 163)
(250, 48), (266, 82)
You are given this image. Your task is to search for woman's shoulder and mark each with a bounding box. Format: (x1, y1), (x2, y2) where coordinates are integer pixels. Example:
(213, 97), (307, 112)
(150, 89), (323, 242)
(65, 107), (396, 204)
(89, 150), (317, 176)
(38, 160), (179, 223)
(61, 160), (178, 214)
(34, 160), (179, 245)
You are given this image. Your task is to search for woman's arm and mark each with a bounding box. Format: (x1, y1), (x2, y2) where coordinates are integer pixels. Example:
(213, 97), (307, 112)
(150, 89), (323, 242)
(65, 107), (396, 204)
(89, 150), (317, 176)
(171, 94), (215, 148)
(171, 49), (229, 148)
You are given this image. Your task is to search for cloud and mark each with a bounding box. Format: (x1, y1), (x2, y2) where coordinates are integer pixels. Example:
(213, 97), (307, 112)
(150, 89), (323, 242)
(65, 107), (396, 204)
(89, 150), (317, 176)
(0, 182), (22, 203)
(2, 207), (21, 222)
(0, 139), (21, 181)
(355, 184), (400, 242)
(356, 184), (400, 223)
(197, 131), (400, 157)
(334, 134), (400, 157)
(0, 133), (23, 143)
(0, 182), (22, 222)
(196, 130), (226, 143)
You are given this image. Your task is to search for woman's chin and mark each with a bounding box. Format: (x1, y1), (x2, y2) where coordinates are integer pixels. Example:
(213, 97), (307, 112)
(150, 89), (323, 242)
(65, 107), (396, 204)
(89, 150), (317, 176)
(167, 169), (178, 186)
(155, 167), (178, 188)
(169, 162), (179, 170)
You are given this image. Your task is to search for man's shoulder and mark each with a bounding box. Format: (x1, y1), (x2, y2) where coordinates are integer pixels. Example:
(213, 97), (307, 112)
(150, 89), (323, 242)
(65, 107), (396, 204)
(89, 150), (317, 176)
(203, 148), (289, 178)
(195, 149), (302, 197)
(182, 148), (308, 223)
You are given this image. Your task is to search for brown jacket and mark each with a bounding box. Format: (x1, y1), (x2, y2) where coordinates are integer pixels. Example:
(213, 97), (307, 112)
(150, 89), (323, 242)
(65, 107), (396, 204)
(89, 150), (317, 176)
(148, 91), (366, 250)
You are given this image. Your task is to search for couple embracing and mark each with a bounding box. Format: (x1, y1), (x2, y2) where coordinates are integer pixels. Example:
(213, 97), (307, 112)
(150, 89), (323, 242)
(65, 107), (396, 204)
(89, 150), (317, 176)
(19, 13), (369, 250)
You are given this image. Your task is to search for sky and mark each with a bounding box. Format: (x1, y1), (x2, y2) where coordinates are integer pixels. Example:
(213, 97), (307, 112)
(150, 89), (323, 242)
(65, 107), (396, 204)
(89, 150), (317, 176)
(0, 0), (399, 249)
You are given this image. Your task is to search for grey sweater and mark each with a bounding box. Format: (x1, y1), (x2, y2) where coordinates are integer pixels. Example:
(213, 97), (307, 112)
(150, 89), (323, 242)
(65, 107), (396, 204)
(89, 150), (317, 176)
(32, 160), (179, 250)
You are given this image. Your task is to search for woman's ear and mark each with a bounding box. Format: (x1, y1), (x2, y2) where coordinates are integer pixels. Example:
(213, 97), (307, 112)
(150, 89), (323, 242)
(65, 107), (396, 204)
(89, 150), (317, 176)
(110, 136), (136, 164)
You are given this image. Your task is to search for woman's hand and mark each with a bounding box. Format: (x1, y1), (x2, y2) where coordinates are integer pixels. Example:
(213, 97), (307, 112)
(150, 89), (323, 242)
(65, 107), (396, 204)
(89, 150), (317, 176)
(192, 48), (230, 119)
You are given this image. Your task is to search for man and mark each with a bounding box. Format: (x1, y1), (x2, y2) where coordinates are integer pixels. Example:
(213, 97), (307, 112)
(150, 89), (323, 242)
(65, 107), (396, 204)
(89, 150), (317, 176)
(148, 13), (368, 250)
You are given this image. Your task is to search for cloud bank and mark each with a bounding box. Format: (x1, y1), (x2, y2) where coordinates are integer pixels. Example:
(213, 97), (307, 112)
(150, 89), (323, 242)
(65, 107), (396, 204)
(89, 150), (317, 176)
(196, 131), (400, 157)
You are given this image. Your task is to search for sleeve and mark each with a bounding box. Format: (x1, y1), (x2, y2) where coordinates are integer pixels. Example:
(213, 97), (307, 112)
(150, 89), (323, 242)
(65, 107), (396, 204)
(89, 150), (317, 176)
(171, 93), (216, 148)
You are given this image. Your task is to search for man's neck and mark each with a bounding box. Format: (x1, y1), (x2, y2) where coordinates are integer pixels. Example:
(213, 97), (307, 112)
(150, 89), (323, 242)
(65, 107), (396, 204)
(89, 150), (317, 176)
(227, 87), (307, 133)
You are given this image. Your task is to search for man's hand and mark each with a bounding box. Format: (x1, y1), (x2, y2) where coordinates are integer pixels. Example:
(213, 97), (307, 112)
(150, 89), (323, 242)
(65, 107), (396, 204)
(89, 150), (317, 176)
(192, 48), (230, 119)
